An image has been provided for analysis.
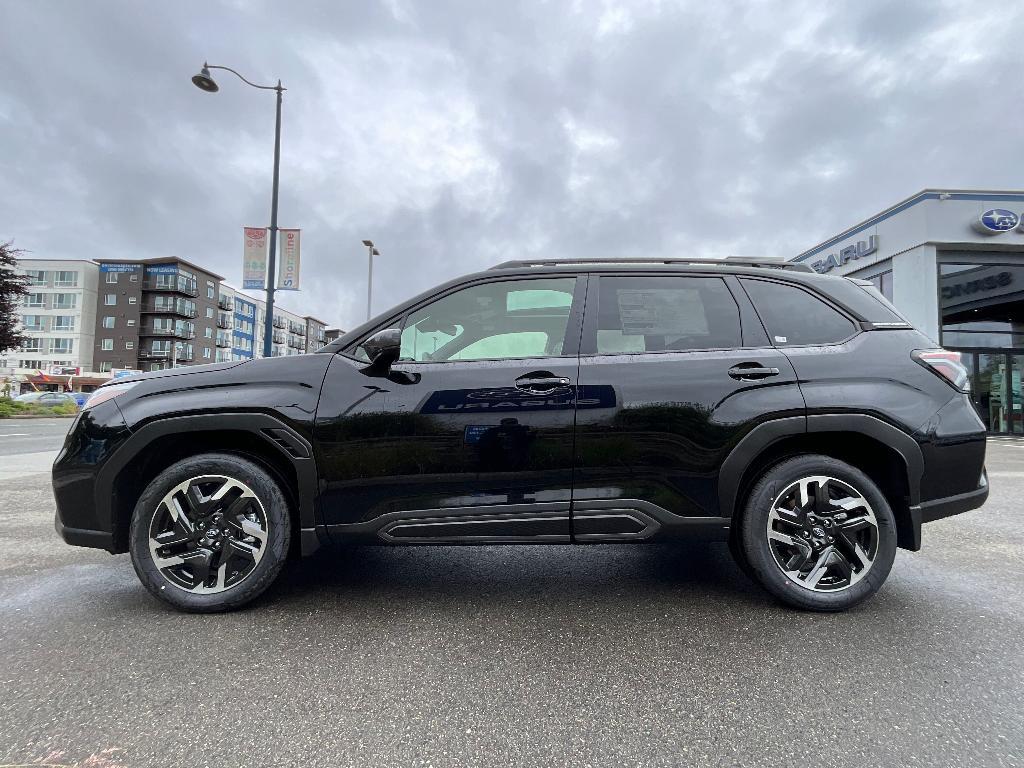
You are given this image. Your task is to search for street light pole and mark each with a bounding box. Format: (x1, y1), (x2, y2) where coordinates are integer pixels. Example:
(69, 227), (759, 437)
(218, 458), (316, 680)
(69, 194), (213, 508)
(362, 240), (380, 321)
(192, 63), (285, 359)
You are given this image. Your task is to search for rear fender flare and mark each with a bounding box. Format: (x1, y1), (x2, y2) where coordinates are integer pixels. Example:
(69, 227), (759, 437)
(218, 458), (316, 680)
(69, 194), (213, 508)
(718, 414), (924, 518)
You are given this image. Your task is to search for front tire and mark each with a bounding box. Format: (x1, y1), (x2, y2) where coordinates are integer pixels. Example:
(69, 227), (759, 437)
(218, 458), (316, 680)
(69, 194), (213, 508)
(129, 453), (291, 613)
(737, 455), (897, 611)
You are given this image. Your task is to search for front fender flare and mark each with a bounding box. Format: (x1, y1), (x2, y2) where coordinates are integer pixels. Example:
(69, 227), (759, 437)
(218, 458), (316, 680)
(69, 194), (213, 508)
(94, 413), (325, 555)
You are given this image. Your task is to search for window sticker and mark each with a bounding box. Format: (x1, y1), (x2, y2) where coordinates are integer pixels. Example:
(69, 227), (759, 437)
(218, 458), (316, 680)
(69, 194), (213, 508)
(616, 289), (709, 336)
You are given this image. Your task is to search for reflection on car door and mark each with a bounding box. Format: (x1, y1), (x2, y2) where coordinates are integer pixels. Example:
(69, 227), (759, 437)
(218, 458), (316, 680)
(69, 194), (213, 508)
(572, 273), (805, 541)
(314, 275), (586, 544)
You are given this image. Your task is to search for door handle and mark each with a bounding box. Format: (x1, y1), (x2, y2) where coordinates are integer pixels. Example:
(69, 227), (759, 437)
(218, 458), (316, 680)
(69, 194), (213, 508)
(728, 363), (781, 381)
(515, 372), (572, 394)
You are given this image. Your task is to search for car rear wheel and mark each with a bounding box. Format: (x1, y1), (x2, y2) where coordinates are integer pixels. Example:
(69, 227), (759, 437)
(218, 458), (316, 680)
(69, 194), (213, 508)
(737, 455), (897, 611)
(129, 453), (290, 613)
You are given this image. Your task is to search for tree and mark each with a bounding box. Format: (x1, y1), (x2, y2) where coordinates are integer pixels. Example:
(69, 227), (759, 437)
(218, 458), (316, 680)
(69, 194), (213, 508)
(0, 241), (30, 354)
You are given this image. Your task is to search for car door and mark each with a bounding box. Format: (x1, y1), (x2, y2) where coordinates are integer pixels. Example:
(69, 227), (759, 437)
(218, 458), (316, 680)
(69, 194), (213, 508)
(314, 274), (586, 544)
(571, 272), (805, 541)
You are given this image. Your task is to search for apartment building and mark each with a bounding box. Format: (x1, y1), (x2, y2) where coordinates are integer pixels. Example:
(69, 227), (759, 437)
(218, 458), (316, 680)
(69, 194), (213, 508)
(4, 257), (338, 386)
(3, 259), (99, 375)
(93, 259), (223, 373)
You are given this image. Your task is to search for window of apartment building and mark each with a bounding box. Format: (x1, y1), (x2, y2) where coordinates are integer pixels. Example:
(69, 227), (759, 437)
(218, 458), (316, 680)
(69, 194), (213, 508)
(50, 338), (74, 355)
(105, 294), (117, 305)
(102, 316), (115, 329)
(152, 340), (172, 354)
(100, 361), (113, 373)
(54, 271), (78, 287)
(53, 293), (77, 310)
(106, 272), (118, 284)
(150, 363), (164, 372)
(24, 270), (47, 286)
(206, 307), (214, 319)
(53, 316), (75, 331)
(26, 293), (46, 307)
(22, 315), (44, 331)
(203, 347), (211, 359)
(126, 341), (134, 350)
(207, 282), (215, 299)
(22, 359), (48, 369)
(21, 338), (42, 352)
(205, 327), (212, 338)
(101, 339), (113, 351)
(128, 296), (137, 304)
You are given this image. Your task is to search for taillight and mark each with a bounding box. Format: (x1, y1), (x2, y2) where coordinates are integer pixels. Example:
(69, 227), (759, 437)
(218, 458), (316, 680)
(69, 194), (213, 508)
(912, 349), (970, 392)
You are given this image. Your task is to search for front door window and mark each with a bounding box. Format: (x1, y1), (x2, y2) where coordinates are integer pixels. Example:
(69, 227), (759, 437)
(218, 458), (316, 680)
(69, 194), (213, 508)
(396, 278), (576, 362)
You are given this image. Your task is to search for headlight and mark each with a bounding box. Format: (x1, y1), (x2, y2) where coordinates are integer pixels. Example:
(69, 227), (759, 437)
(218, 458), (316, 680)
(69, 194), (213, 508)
(83, 381), (140, 410)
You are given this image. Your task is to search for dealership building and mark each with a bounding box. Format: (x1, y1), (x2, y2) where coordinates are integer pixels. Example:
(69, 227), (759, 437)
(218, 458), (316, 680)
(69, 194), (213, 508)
(791, 189), (1024, 434)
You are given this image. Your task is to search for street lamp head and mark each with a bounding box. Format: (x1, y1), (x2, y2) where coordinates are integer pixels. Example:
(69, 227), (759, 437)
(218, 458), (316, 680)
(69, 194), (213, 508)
(191, 65), (219, 93)
(371, 248), (381, 256)
(362, 239), (374, 247)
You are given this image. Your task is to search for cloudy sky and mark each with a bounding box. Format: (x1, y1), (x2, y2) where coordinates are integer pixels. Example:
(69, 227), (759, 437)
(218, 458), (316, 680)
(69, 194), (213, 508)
(1, 0), (1021, 329)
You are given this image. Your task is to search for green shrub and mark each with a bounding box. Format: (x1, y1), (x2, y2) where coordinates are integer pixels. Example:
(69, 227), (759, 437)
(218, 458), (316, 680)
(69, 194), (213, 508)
(0, 396), (78, 418)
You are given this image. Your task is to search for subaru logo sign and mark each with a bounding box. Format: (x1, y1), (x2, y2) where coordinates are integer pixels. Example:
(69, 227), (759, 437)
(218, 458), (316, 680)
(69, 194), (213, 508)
(973, 208), (1020, 235)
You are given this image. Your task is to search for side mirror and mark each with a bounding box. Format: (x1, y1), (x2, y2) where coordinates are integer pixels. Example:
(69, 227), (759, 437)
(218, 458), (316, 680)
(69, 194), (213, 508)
(362, 328), (402, 369)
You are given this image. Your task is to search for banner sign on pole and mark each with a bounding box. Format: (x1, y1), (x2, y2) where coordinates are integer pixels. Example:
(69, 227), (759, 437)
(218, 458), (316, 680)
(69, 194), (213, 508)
(277, 229), (301, 290)
(243, 227), (268, 290)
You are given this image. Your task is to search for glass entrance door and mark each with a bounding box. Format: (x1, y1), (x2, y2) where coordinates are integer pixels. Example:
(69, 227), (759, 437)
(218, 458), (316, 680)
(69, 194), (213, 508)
(1010, 354), (1024, 434)
(976, 353), (1008, 432)
(953, 350), (1024, 434)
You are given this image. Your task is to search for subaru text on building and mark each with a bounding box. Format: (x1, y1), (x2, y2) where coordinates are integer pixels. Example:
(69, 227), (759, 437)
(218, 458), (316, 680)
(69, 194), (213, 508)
(53, 257), (989, 612)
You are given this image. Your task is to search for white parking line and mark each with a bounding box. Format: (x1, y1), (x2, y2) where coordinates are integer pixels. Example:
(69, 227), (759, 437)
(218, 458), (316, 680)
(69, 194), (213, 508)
(0, 433), (30, 438)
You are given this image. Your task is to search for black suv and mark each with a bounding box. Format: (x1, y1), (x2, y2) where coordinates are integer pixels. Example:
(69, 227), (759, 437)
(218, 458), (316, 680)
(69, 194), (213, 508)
(54, 258), (988, 612)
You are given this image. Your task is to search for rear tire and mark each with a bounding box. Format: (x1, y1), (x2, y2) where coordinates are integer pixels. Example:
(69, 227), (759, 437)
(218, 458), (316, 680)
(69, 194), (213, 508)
(736, 454), (897, 611)
(129, 453), (291, 613)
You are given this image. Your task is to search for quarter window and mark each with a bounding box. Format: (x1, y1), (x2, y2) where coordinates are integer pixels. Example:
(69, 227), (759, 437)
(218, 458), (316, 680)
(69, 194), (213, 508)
(592, 276), (742, 353)
(741, 279), (857, 346)
(387, 278), (577, 363)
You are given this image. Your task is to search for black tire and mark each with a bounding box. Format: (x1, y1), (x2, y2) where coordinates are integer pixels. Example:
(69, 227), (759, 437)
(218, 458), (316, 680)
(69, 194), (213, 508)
(129, 453), (291, 613)
(736, 454), (897, 611)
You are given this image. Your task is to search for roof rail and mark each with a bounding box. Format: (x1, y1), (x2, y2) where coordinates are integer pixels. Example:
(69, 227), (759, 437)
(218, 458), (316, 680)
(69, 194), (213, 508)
(489, 257), (816, 273)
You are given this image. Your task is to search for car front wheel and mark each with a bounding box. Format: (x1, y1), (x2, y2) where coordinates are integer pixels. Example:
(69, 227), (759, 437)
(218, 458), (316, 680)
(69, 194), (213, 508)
(129, 453), (291, 613)
(737, 455), (897, 611)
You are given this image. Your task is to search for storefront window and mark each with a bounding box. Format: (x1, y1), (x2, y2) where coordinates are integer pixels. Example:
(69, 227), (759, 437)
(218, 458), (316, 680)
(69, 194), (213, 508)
(939, 263), (1024, 349)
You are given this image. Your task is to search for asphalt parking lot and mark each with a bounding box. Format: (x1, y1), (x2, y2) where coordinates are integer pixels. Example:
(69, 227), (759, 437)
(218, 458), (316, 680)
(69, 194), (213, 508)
(0, 418), (1022, 768)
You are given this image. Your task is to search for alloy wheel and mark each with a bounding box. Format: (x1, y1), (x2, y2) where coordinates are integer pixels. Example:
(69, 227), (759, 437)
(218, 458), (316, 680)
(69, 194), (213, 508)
(147, 475), (269, 594)
(765, 475), (880, 592)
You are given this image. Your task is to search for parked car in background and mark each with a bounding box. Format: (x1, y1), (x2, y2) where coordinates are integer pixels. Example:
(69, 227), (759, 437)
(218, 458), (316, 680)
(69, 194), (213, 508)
(14, 391), (80, 409)
(53, 257), (988, 613)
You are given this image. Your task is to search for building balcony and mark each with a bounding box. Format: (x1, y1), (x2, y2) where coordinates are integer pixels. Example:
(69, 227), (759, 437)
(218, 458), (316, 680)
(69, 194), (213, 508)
(216, 316), (232, 329)
(141, 302), (196, 318)
(142, 279), (198, 297)
(272, 333), (286, 344)
(139, 348), (193, 362)
(218, 296), (234, 311)
(139, 326), (195, 340)
(216, 336), (231, 348)
(272, 317), (287, 329)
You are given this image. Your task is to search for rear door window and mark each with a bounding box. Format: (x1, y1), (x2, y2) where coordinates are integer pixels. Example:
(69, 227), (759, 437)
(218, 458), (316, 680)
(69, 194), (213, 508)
(741, 278), (857, 346)
(590, 276), (742, 353)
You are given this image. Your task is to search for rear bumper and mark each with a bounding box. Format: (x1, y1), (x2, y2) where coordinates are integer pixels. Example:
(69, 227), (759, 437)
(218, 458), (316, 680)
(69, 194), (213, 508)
(917, 472), (989, 524)
(905, 469), (989, 549)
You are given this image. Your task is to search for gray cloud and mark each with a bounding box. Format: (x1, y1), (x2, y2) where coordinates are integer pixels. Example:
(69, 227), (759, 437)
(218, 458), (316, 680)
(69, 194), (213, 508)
(1, 0), (1021, 329)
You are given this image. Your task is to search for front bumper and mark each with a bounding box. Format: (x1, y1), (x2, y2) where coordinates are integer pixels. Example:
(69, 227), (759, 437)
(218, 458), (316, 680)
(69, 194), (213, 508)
(54, 516), (115, 551)
(52, 399), (131, 552)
